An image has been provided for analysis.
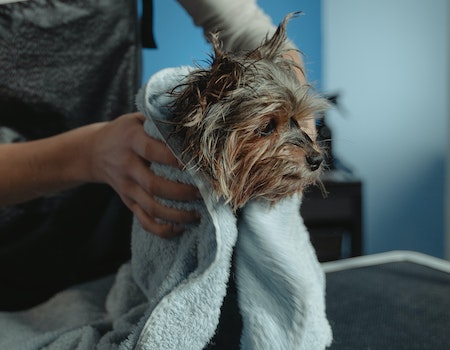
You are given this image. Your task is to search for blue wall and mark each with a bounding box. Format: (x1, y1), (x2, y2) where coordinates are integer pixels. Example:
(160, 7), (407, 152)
(323, 0), (448, 258)
(142, 0), (322, 89)
(141, 1), (448, 259)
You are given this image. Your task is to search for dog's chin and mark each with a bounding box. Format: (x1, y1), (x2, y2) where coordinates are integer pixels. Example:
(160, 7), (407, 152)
(209, 158), (322, 211)
(280, 165), (322, 193)
(282, 171), (318, 186)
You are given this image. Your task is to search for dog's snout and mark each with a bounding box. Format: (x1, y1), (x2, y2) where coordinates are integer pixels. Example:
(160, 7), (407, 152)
(306, 154), (323, 171)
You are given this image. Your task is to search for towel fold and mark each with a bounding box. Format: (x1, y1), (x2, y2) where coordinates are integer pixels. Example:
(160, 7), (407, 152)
(0, 66), (332, 350)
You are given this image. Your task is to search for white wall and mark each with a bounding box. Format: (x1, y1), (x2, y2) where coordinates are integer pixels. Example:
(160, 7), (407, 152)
(323, 0), (449, 257)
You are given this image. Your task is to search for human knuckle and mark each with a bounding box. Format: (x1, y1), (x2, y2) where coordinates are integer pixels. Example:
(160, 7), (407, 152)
(143, 141), (156, 162)
(141, 201), (155, 217)
(141, 174), (155, 195)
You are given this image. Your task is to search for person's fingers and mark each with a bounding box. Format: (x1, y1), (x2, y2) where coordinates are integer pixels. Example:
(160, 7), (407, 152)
(134, 187), (199, 224)
(106, 113), (202, 239)
(123, 197), (185, 238)
(131, 121), (182, 168)
(132, 112), (146, 123)
(122, 175), (199, 222)
(132, 160), (200, 202)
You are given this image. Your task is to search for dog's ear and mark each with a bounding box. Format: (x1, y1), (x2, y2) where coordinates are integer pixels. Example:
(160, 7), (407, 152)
(205, 33), (244, 102)
(251, 12), (300, 61)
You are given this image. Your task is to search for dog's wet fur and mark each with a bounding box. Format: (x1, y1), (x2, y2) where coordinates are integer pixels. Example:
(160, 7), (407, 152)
(170, 13), (329, 211)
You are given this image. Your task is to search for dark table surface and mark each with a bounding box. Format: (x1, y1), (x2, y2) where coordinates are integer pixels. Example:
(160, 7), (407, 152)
(324, 252), (450, 350)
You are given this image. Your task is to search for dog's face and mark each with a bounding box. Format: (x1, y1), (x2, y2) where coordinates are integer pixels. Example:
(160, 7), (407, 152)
(170, 14), (328, 211)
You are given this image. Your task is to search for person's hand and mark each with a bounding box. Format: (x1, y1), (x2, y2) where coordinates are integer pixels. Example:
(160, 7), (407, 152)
(90, 112), (200, 238)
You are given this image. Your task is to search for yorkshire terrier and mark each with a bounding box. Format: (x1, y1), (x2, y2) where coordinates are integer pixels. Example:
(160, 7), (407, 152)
(166, 13), (329, 211)
(133, 14), (333, 348)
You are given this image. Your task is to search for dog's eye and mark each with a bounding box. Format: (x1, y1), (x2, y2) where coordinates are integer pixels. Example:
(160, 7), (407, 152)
(259, 119), (276, 136)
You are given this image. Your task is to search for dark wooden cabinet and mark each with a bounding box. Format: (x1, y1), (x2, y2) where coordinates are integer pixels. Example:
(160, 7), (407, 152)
(301, 169), (363, 262)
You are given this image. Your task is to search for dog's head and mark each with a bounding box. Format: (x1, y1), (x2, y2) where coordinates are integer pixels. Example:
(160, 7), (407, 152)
(170, 14), (329, 211)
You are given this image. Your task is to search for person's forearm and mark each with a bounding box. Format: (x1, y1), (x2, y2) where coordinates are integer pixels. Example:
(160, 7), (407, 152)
(0, 112), (201, 237)
(0, 123), (103, 206)
(178, 0), (276, 52)
(284, 49), (318, 139)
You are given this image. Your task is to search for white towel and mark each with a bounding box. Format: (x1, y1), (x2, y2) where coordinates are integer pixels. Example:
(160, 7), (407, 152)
(0, 66), (332, 350)
(131, 66), (332, 349)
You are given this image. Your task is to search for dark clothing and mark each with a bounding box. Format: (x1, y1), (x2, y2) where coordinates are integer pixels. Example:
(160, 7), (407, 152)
(0, 0), (143, 310)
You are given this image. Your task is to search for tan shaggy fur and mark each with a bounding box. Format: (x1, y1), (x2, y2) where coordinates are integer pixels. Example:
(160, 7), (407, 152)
(168, 13), (329, 211)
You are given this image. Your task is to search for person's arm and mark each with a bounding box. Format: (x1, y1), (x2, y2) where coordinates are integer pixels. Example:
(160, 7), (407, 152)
(178, 0), (275, 52)
(284, 49), (317, 139)
(0, 112), (199, 237)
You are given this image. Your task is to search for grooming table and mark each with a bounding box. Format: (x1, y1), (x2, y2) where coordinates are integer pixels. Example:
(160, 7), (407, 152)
(323, 251), (450, 349)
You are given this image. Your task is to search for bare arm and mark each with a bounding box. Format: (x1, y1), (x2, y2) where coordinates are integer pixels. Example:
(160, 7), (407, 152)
(284, 49), (317, 139)
(0, 122), (99, 205)
(0, 112), (199, 237)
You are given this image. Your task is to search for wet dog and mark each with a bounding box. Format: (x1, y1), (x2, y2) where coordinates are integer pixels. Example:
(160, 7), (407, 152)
(169, 14), (328, 210)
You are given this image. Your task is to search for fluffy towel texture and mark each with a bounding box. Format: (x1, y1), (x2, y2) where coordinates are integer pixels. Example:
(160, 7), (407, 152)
(0, 67), (332, 350)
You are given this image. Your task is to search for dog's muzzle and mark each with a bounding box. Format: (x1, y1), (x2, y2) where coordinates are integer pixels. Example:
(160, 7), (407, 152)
(305, 153), (323, 171)
(288, 132), (324, 172)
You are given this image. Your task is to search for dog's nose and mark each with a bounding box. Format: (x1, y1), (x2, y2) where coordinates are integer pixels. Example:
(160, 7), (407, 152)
(306, 154), (323, 171)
